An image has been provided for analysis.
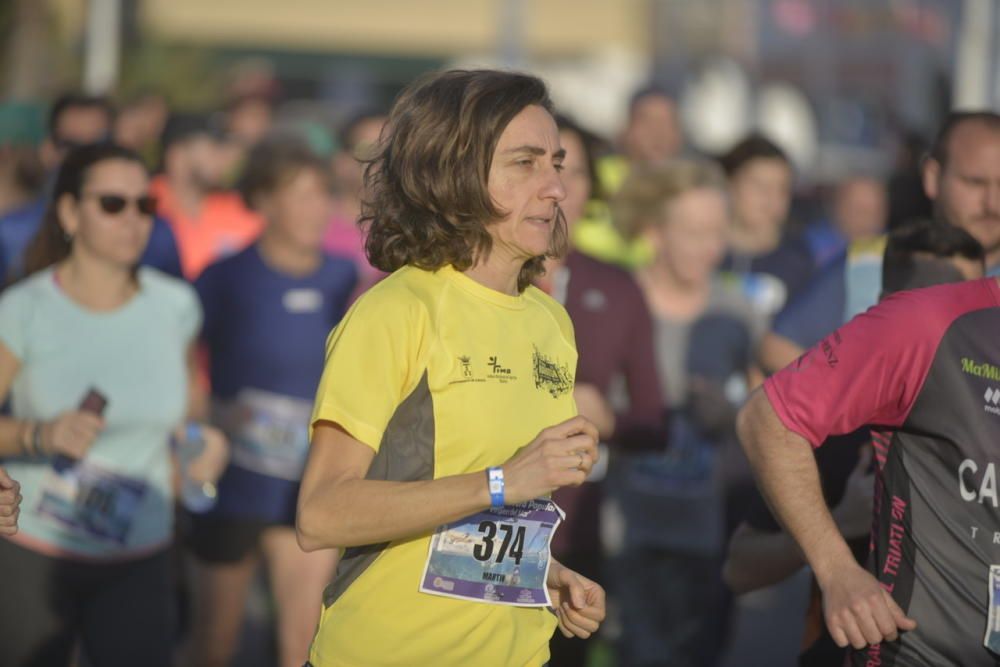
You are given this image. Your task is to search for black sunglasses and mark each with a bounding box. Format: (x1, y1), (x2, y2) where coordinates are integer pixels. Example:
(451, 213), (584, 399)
(83, 193), (158, 217)
(53, 132), (111, 152)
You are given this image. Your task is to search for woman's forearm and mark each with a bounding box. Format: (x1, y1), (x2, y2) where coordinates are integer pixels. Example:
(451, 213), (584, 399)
(297, 471), (492, 551)
(0, 417), (34, 458)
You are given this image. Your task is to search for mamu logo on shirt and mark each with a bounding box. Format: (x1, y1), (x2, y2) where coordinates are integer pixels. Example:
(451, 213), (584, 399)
(962, 357), (1000, 381)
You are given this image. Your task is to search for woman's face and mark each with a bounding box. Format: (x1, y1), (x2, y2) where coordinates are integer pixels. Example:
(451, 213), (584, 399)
(652, 186), (729, 286)
(729, 157), (792, 235)
(557, 128), (592, 231)
(61, 158), (154, 268)
(259, 167), (333, 251)
(486, 105), (566, 262)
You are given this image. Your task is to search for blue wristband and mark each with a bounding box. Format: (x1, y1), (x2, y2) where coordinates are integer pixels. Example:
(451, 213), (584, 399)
(185, 421), (203, 444)
(486, 467), (505, 508)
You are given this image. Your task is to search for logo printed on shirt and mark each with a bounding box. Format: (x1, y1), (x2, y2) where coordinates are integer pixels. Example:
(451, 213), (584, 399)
(449, 355), (485, 385)
(487, 356), (518, 383)
(985, 387), (1000, 416)
(531, 346), (573, 398)
(282, 288), (324, 314)
(820, 331), (842, 368)
(488, 356), (512, 375)
(963, 357), (1000, 382)
(581, 289), (607, 311)
(958, 458), (1000, 507)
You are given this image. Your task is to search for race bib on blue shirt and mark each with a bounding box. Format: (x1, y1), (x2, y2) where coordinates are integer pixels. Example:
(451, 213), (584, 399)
(217, 388), (312, 481)
(37, 460), (148, 547)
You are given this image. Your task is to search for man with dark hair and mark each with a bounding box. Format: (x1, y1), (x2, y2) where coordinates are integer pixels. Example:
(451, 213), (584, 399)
(150, 113), (261, 280)
(0, 93), (183, 282)
(0, 94), (115, 281)
(572, 84), (685, 266)
(922, 111), (1000, 272)
(718, 133), (815, 316)
(0, 93), (189, 284)
(40, 93), (115, 171)
(881, 218), (985, 295)
(718, 134), (791, 178)
(620, 85), (683, 169)
(759, 111), (1000, 376)
(841, 112), (1000, 320)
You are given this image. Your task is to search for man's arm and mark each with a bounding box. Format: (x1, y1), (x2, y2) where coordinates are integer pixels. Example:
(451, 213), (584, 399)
(737, 388), (916, 649)
(725, 445), (876, 595)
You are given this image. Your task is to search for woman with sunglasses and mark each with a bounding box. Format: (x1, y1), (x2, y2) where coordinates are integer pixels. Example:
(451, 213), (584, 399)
(0, 142), (228, 667)
(187, 138), (357, 667)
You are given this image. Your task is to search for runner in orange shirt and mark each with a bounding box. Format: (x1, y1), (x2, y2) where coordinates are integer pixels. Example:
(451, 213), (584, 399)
(152, 114), (262, 280)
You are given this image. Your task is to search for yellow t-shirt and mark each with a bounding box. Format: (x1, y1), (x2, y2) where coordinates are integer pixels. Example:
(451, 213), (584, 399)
(309, 264), (577, 667)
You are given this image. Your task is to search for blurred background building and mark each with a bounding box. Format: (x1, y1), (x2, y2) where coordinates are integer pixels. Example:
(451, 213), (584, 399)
(3, 0), (997, 184)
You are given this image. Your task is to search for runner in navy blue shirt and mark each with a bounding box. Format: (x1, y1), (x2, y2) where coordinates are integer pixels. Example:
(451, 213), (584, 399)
(188, 138), (356, 667)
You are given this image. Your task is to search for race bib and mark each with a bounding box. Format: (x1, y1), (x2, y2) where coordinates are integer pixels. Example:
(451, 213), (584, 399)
(985, 565), (1000, 653)
(37, 460), (148, 546)
(217, 388), (312, 481)
(420, 499), (563, 607)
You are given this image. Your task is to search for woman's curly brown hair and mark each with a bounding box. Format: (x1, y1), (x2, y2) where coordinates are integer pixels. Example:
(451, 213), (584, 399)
(362, 69), (567, 292)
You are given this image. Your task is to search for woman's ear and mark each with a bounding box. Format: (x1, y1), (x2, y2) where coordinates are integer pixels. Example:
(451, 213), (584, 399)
(57, 193), (80, 239)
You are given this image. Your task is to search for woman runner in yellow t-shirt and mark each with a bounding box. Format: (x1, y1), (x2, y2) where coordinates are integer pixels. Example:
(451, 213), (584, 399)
(297, 69), (606, 666)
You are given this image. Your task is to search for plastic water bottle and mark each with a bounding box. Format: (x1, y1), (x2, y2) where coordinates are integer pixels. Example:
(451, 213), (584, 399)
(176, 422), (218, 513)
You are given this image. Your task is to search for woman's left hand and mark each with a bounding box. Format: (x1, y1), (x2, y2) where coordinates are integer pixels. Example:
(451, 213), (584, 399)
(546, 559), (606, 639)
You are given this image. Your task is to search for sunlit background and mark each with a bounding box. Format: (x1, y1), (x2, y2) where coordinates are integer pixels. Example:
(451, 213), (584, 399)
(3, 0), (998, 183)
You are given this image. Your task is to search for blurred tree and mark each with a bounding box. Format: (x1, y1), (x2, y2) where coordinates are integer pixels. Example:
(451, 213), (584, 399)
(2, 0), (59, 99)
(117, 41), (225, 111)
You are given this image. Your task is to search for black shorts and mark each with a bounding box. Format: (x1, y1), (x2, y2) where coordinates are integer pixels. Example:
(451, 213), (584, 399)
(186, 512), (293, 564)
(0, 538), (173, 667)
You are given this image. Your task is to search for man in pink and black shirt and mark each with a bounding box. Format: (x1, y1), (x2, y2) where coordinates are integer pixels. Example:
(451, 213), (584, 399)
(739, 273), (1000, 665)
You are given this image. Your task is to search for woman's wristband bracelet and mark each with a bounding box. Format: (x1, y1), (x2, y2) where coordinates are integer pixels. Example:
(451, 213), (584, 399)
(16, 420), (32, 457)
(30, 421), (46, 458)
(486, 466), (505, 508)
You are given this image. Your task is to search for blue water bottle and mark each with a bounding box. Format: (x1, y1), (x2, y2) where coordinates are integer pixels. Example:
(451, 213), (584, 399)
(176, 422), (218, 513)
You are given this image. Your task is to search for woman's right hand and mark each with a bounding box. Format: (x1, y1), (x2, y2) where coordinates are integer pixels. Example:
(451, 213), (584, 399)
(42, 411), (104, 459)
(501, 416), (599, 504)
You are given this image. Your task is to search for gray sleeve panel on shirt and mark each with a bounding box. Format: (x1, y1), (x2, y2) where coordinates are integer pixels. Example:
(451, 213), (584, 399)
(322, 370), (435, 608)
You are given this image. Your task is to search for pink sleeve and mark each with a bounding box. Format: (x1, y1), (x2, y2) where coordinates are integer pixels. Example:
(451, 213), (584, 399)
(763, 281), (998, 447)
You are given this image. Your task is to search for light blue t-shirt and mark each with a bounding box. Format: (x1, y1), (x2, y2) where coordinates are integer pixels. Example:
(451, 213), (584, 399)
(844, 237), (1000, 322)
(0, 267), (200, 558)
